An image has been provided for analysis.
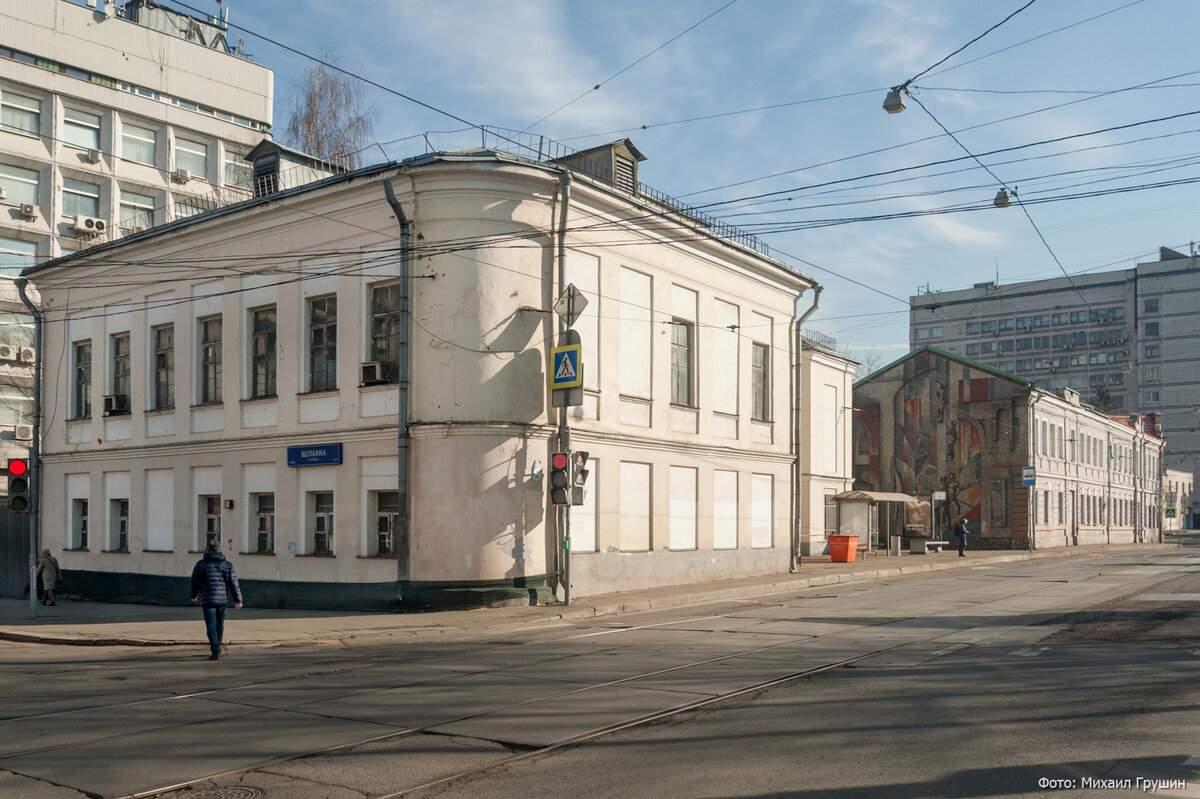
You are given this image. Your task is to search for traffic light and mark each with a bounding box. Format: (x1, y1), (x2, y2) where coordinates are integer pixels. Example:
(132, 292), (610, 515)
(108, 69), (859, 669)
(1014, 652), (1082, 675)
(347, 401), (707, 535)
(571, 451), (589, 506)
(549, 452), (570, 506)
(7, 458), (30, 513)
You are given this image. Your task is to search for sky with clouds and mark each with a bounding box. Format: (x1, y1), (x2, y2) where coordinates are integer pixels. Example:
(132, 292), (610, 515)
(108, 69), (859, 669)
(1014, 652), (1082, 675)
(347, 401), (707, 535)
(212, 0), (1200, 363)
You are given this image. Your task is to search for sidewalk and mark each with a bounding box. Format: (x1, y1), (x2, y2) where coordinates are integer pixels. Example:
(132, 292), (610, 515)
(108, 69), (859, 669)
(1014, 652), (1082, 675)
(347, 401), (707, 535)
(0, 543), (1176, 648)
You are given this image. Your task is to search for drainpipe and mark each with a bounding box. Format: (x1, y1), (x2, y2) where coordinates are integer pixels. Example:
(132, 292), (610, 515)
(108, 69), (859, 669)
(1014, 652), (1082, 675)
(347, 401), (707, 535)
(1028, 391), (1040, 551)
(14, 277), (40, 618)
(382, 179), (412, 598)
(555, 171), (572, 604)
(790, 284), (823, 572)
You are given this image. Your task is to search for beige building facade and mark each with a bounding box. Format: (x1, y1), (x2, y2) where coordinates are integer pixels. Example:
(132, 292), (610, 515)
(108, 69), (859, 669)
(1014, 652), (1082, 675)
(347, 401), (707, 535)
(27, 143), (820, 608)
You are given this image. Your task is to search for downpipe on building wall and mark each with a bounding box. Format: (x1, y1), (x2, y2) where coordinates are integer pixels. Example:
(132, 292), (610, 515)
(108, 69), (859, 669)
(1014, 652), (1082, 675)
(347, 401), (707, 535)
(14, 277), (40, 618)
(791, 284), (823, 572)
(1028, 391), (1040, 551)
(383, 179), (412, 593)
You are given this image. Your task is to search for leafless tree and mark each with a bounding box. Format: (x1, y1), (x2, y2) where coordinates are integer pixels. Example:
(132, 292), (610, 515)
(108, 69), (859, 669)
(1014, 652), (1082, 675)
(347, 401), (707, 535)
(853, 350), (888, 381)
(283, 51), (378, 165)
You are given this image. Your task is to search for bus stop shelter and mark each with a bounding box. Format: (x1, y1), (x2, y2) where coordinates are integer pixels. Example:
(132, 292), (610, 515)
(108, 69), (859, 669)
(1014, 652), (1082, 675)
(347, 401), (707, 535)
(832, 490), (924, 554)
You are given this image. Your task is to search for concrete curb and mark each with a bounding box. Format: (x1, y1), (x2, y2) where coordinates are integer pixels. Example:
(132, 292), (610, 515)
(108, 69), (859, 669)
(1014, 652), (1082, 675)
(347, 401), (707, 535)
(0, 543), (1175, 648)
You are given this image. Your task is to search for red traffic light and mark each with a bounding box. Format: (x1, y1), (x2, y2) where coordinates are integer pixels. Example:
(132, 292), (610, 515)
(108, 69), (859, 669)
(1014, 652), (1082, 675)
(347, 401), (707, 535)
(7, 459), (27, 477)
(551, 452), (569, 471)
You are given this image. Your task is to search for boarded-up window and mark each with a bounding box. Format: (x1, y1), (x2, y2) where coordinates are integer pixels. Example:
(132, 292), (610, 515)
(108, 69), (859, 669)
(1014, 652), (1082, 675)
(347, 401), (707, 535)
(713, 470), (738, 549)
(619, 462), (651, 551)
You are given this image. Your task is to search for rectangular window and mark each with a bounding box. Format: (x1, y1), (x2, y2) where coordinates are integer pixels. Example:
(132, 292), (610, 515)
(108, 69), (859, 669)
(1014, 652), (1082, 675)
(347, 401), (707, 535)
(1, 92), (40, 136)
(369, 284), (400, 382)
(671, 320), (694, 406)
(750, 473), (773, 548)
(122, 122), (156, 165)
(63, 179), (100, 218)
(966, 322), (980, 334)
(309, 296), (337, 391)
(0, 237), (37, 275)
(251, 307), (277, 398)
(619, 462), (652, 551)
(1143, 366), (1159, 381)
(73, 498), (89, 549)
(1144, 299), (1159, 313)
(0, 163), (38, 205)
(200, 494), (221, 549)
(173, 200), (201, 220)
(311, 492), (334, 555)
(175, 138), (208, 178)
(375, 491), (398, 556)
(1053, 313), (1069, 325)
(1145, 322), (1160, 336)
(152, 324), (174, 410)
(999, 319), (1014, 332)
(254, 493), (274, 553)
(110, 332), (130, 399)
(669, 466), (698, 550)
(224, 151), (251, 189)
(199, 315), (222, 403)
(1070, 311), (1087, 324)
(109, 498), (129, 551)
(713, 470), (739, 549)
(965, 343), (980, 356)
(1145, 345), (1160, 359)
(64, 107), (101, 150)
(751, 342), (770, 421)
(73, 340), (92, 418)
(119, 190), (154, 231)
(824, 490), (838, 537)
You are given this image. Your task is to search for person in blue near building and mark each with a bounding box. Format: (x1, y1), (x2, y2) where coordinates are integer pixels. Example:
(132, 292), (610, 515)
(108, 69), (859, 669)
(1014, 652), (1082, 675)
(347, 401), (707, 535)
(190, 541), (243, 660)
(954, 517), (970, 557)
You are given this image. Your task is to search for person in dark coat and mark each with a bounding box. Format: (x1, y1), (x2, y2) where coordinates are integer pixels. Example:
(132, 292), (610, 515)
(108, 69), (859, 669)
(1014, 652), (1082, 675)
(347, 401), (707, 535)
(190, 541), (242, 660)
(36, 549), (61, 606)
(954, 517), (969, 557)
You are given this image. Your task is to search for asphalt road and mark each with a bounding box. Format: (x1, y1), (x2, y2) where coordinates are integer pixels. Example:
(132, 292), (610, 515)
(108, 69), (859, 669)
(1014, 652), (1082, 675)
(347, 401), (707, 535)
(1, 542), (1197, 799)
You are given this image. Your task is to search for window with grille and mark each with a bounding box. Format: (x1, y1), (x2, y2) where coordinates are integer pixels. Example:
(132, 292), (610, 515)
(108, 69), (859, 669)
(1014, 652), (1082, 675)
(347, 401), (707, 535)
(375, 491), (398, 556)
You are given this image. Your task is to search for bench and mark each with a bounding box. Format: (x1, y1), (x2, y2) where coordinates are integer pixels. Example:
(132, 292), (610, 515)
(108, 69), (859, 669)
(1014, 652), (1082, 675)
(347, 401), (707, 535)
(910, 539), (950, 554)
(856, 543), (880, 560)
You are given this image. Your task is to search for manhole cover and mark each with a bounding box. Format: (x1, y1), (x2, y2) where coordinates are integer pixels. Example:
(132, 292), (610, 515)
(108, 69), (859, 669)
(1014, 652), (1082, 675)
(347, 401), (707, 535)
(186, 788), (265, 799)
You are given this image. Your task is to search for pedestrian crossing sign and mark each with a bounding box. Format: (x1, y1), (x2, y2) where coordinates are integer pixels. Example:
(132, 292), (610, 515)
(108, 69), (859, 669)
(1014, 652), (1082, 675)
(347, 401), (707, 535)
(550, 343), (582, 389)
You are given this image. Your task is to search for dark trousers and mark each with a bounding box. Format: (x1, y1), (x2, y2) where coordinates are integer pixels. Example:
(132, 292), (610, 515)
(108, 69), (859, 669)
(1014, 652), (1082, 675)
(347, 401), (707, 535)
(201, 605), (227, 655)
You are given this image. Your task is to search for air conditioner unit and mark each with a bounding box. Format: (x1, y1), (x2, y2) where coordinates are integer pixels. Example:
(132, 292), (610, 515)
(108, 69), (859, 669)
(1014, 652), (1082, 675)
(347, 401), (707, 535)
(360, 361), (390, 385)
(102, 394), (129, 416)
(72, 214), (106, 235)
(172, 168), (191, 183)
(19, 203), (37, 221)
(0, 186), (6, 200)
(18, 347), (34, 363)
(14, 424), (32, 441)
(86, 148), (102, 164)
(0, 345), (13, 362)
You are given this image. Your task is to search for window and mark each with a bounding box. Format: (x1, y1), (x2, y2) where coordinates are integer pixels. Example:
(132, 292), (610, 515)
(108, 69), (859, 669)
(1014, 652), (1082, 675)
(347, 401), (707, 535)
(1016, 317), (1032, 330)
(251, 307), (276, 398)
(824, 491), (838, 537)
(751, 342), (770, 421)
(119, 190), (154, 231)
(1052, 313), (1069, 325)
(1145, 391), (1160, 403)
(63, 108), (101, 150)
(200, 494), (221, 549)
(152, 324), (174, 410)
(224, 151), (251, 189)
(1034, 315), (1051, 328)
(73, 341), (92, 418)
(309, 296), (337, 391)
(110, 332), (130, 399)
(121, 122), (156, 165)
(1070, 311), (1087, 324)
(62, 179), (100, 217)
(1, 92), (40, 136)
(0, 163), (38, 205)
(670, 320), (694, 406)
(966, 322), (980, 334)
(253, 493), (274, 553)
(1145, 345), (1160, 359)
(175, 138), (208, 178)
(173, 200), (202, 220)
(369, 284), (400, 381)
(1144, 299), (1159, 313)
(981, 321), (997, 333)
(999, 319), (1014, 332)
(1143, 366), (1159, 381)
(965, 343), (980, 356)
(1145, 322), (1160, 336)
(375, 491), (398, 556)
(109, 498), (129, 551)
(980, 341), (996, 354)
(311, 492), (334, 555)
(0, 237), (36, 274)
(199, 315), (222, 403)
(72, 498), (88, 549)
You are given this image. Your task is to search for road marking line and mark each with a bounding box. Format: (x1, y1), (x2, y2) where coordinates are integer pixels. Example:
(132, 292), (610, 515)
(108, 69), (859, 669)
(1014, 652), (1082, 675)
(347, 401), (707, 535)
(1130, 593), (1200, 602)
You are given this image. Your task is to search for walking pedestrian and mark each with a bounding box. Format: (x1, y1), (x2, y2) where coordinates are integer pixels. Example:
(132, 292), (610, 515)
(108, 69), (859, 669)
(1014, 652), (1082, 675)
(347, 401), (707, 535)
(954, 517), (969, 557)
(190, 541), (242, 660)
(36, 549), (60, 606)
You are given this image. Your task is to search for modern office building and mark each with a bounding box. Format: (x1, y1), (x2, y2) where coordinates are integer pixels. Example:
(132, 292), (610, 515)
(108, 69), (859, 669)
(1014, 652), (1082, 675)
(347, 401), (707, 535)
(1, 0), (274, 272)
(910, 247), (1200, 487)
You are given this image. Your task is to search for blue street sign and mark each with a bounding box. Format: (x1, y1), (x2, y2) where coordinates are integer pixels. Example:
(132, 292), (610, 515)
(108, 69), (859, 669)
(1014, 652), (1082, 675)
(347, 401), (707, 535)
(550, 344), (582, 389)
(287, 443), (343, 467)
(1021, 466), (1036, 486)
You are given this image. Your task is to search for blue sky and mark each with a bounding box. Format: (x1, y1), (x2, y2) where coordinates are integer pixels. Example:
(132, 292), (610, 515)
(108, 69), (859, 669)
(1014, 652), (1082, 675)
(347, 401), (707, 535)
(218, 0), (1199, 364)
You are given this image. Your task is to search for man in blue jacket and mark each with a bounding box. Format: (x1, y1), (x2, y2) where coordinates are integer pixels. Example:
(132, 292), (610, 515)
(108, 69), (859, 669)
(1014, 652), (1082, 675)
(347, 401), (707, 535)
(190, 541), (243, 660)
(954, 517), (970, 557)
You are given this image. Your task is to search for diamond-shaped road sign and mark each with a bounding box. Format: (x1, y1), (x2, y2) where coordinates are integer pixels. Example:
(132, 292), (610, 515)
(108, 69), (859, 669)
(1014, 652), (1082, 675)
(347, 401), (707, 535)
(553, 284), (588, 329)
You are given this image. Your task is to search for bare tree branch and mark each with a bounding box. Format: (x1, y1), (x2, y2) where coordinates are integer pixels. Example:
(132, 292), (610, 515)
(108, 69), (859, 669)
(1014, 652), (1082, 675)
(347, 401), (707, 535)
(283, 50), (378, 165)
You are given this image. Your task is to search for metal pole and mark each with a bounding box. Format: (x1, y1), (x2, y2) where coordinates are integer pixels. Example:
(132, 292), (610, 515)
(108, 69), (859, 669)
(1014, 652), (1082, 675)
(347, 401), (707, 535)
(15, 278), (40, 618)
(382, 180), (411, 599)
(556, 172), (572, 605)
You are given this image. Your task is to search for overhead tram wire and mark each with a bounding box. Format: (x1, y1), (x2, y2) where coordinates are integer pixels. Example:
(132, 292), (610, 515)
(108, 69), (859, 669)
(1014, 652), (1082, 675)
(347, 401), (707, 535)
(521, 0), (742, 133)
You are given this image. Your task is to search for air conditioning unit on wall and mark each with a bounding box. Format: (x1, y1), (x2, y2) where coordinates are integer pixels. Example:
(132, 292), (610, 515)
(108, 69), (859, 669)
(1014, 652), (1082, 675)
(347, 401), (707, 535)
(19, 203), (37, 221)
(18, 347), (34, 363)
(0, 345), (13, 362)
(102, 394), (129, 416)
(172, 168), (191, 183)
(86, 148), (102, 164)
(360, 361), (390, 385)
(72, 215), (106, 235)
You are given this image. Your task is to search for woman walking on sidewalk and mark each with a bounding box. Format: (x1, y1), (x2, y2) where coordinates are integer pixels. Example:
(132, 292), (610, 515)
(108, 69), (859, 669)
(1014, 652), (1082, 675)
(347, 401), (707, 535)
(36, 549), (60, 605)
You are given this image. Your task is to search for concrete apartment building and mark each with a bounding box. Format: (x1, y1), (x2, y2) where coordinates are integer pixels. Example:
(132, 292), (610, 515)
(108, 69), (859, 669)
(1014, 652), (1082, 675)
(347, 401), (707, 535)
(24, 137), (828, 609)
(853, 347), (1164, 549)
(0, 0), (273, 272)
(909, 247), (1200, 495)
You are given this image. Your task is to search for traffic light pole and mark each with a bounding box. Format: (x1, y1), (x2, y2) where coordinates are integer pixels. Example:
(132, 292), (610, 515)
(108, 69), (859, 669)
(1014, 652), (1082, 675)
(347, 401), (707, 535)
(15, 278), (40, 619)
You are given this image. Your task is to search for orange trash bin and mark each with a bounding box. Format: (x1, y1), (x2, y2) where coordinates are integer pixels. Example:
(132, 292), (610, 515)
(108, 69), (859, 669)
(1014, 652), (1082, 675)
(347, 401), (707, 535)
(828, 534), (859, 562)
